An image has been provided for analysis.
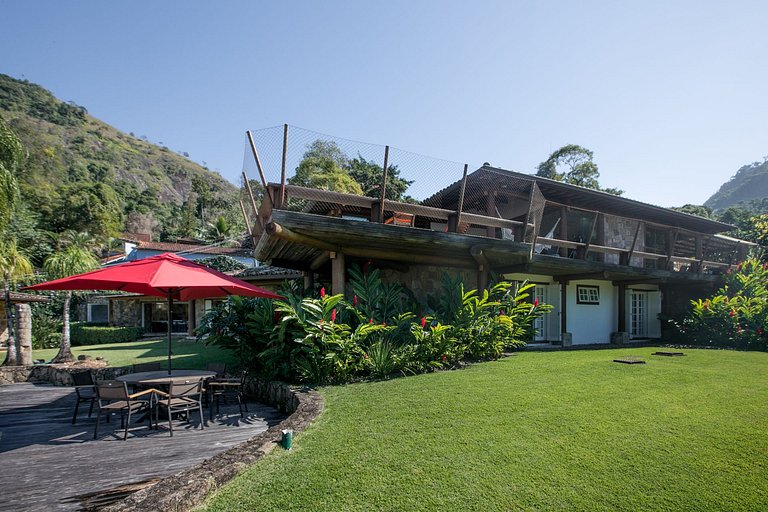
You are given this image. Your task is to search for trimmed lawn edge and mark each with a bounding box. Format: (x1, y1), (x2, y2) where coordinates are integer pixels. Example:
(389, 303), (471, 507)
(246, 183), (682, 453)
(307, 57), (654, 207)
(99, 382), (323, 512)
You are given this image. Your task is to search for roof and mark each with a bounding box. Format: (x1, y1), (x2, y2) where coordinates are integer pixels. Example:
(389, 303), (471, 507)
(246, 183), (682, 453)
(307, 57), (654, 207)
(135, 241), (250, 256)
(235, 265), (302, 279)
(423, 166), (736, 235)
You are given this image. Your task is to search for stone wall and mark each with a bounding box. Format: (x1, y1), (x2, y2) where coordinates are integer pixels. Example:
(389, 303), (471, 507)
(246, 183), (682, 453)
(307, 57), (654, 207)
(0, 364), (133, 386)
(602, 215), (645, 266)
(112, 300), (142, 327)
(379, 265), (478, 303)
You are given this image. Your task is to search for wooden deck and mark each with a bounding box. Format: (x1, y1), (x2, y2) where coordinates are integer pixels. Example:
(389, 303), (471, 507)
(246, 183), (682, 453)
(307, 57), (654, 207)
(0, 382), (285, 511)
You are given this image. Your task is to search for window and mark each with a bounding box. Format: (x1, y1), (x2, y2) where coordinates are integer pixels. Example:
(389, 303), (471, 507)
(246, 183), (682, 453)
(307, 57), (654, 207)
(87, 304), (108, 323)
(576, 285), (600, 305)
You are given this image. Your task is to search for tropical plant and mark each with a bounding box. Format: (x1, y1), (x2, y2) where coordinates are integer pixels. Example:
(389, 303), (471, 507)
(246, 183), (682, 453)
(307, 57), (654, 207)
(0, 240), (33, 365)
(677, 258), (768, 350)
(43, 234), (100, 362)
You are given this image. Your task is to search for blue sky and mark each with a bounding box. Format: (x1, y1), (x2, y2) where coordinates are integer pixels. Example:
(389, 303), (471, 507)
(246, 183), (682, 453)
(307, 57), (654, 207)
(2, 0), (767, 207)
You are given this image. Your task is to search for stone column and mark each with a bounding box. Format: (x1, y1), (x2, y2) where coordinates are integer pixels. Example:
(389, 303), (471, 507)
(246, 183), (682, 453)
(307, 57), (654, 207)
(15, 304), (32, 366)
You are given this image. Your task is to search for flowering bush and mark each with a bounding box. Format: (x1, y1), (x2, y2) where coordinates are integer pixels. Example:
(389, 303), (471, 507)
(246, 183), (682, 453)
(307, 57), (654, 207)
(678, 258), (768, 350)
(199, 270), (551, 384)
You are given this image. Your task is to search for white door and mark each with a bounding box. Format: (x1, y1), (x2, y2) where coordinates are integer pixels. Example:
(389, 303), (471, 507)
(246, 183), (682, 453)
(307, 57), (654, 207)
(533, 285), (547, 341)
(630, 291), (648, 338)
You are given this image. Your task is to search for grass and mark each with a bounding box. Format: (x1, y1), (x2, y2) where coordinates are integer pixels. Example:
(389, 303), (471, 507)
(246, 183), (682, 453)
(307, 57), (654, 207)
(203, 348), (768, 512)
(35, 337), (236, 369)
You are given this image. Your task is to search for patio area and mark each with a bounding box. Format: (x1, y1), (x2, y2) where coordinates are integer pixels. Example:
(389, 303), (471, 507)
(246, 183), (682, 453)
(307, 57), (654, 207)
(0, 382), (286, 511)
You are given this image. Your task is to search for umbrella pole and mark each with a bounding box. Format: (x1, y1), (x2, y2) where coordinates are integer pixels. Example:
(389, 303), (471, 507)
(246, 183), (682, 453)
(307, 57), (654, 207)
(167, 290), (173, 375)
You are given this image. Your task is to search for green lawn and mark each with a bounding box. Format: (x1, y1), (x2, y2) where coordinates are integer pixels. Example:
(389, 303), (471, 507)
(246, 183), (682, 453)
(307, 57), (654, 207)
(203, 348), (768, 512)
(35, 338), (236, 369)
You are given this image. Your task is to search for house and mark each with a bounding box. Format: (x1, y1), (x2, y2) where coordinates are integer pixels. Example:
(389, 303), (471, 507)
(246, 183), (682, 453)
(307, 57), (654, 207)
(249, 165), (753, 345)
(85, 236), (265, 335)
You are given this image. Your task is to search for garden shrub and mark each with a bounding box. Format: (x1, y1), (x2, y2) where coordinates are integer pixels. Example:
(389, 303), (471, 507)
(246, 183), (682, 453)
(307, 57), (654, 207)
(198, 267), (551, 384)
(676, 258), (768, 350)
(70, 322), (145, 345)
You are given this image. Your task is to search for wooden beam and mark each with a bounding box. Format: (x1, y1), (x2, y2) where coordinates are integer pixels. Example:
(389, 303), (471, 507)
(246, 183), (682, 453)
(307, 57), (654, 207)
(378, 146), (389, 223)
(485, 191), (497, 238)
(666, 229), (678, 270)
(280, 124), (288, 208)
(556, 271), (610, 282)
(521, 183), (536, 243)
(242, 171), (264, 229)
(455, 164), (469, 230)
(246, 130), (269, 190)
(304, 271), (314, 292)
(580, 211), (599, 259)
(470, 246), (491, 272)
(612, 278), (667, 286)
(266, 222), (338, 252)
(238, 200), (253, 238)
(559, 206), (569, 257)
(495, 264), (530, 274)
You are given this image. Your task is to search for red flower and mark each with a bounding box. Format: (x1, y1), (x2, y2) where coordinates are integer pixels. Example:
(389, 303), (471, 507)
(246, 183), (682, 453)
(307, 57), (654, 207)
(533, 298), (539, 307)
(382, 322), (387, 327)
(500, 309), (505, 316)
(758, 327), (764, 335)
(369, 318), (374, 324)
(320, 287), (326, 298)
(441, 355), (447, 362)
(353, 295), (358, 306)
(729, 309), (736, 318)
(420, 317), (427, 328)
(331, 309), (337, 322)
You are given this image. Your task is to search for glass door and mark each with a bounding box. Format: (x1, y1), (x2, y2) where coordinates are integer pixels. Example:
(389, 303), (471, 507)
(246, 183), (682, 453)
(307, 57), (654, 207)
(630, 291), (647, 338)
(533, 285), (547, 341)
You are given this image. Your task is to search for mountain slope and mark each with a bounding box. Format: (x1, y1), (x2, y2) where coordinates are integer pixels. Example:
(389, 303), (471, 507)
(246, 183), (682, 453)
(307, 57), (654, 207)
(705, 159), (768, 211)
(0, 73), (240, 241)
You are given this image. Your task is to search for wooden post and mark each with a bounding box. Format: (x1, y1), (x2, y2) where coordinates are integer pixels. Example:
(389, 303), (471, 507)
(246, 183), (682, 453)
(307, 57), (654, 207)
(378, 146), (389, 223)
(627, 221), (642, 265)
(331, 251), (346, 296)
(695, 235), (704, 273)
(280, 124), (288, 208)
(485, 191), (497, 238)
(521, 182), (536, 243)
(617, 284), (626, 332)
(15, 303), (32, 366)
(666, 230), (678, 270)
(243, 171), (266, 229)
(559, 206), (569, 257)
(246, 130), (269, 190)
(580, 212), (599, 259)
(456, 164), (468, 230)
(239, 200), (253, 236)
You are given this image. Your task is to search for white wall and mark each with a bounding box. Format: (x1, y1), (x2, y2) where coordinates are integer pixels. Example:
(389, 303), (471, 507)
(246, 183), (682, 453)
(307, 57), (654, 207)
(567, 280), (617, 344)
(502, 273), (561, 342)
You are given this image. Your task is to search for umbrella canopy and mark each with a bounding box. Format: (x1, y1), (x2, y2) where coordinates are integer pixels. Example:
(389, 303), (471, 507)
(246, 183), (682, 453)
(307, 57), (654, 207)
(24, 253), (283, 373)
(24, 252), (284, 301)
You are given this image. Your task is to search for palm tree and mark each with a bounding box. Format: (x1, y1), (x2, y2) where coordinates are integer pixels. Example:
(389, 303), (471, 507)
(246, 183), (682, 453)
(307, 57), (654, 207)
(44, 235), (99, 363)
(0, 241), (33, 366)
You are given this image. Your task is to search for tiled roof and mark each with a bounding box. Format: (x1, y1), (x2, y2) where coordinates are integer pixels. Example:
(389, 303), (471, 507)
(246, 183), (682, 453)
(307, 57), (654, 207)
(235, 266), (302, 279)
(136, 241), (249, 256)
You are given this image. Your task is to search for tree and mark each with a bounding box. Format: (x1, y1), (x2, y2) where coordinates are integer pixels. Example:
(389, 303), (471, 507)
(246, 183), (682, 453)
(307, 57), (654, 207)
(206, 215), (233, 242)
(0, 115), (24, 234)
(536, 144), (623, 195)
(43, 235), (99, 363)
(0, 241), (33, 366)
(290, 155), (363, 195)
(671, 204), (713, 219)
(348, 156), (413, 200)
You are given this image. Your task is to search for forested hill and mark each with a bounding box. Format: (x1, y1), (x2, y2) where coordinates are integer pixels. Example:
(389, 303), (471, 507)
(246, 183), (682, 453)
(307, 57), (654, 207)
(705, 158), (768, 212)
(0, 73), (241, 247)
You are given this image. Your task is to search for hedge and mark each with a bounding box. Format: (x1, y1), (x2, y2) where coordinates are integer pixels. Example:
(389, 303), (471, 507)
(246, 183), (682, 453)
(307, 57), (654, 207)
(70, 323), (145, 345)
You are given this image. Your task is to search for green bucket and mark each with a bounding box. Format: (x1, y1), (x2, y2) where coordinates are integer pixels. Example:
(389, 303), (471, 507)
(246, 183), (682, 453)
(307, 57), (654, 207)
(281, 429), (293, 450)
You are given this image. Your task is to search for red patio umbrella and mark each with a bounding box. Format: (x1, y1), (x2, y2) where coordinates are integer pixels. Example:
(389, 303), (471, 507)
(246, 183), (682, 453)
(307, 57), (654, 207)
(24, 253), (283, 374)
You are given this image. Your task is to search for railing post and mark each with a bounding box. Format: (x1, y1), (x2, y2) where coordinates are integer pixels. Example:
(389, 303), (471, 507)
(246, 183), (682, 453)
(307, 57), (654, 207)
(246, 130), (269, 190)
(378, 145), (389, 223)
(452, 164), (468, 233)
